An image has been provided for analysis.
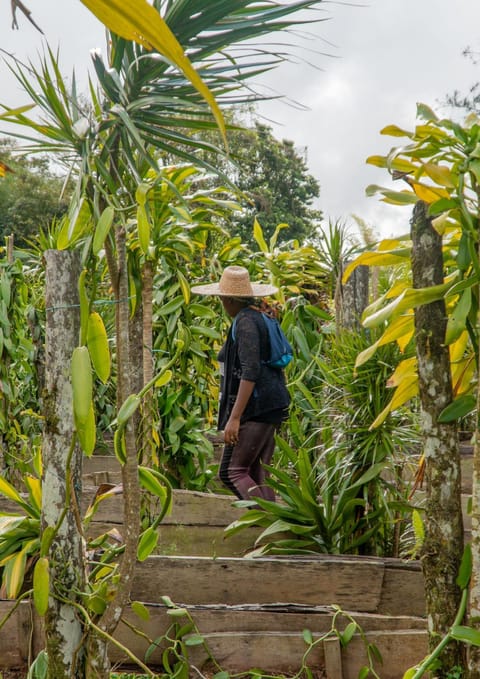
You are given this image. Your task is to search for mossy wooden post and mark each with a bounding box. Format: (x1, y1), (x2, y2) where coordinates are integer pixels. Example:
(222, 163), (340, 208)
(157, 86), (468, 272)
(410, 201), (465, 673)
(43, 249), (86, 676)
(335, 263), (369, 331)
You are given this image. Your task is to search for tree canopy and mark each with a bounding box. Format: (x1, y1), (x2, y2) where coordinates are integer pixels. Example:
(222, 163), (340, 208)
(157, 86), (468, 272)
(0, 140), (70, 246)
(229, 122), (322, 244)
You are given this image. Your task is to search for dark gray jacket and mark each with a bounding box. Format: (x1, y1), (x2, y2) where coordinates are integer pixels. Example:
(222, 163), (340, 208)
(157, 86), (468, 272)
(217, 307), (290, 429)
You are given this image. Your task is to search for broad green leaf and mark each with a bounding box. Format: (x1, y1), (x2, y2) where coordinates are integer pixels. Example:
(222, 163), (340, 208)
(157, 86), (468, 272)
(457, 543), (472, 589)
(132, 600), (150, 621)
(76, 401), (96, 457)
(438, 394), (476, 423)
(156, 295), (185, 316)
(445, 287), (472, 345)
(340, 621), (357, 646)
(137, 526), (158, 561)
(302, 629), (313, 645)
(155, 369), (173, 388)
(451, 625), (480, 646)
(78, 269), (90, 346)
(137, 204), (150, 254)
(92, 206), (114, 256)
(33, 556), (50, 616)
(87, 311), (111, 384)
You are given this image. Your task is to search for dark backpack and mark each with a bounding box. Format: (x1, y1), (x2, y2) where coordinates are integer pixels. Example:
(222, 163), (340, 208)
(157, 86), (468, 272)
(232, 311), (293, 369)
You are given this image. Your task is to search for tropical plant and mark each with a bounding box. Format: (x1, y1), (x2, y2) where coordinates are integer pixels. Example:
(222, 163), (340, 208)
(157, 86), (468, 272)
(227, 327), (419, 558)
(2, 2), (331, 676)
(343, 103), (480, 675)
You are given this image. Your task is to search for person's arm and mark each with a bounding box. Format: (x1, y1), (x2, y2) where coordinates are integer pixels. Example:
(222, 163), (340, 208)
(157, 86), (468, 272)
(223, 379), (255, 445)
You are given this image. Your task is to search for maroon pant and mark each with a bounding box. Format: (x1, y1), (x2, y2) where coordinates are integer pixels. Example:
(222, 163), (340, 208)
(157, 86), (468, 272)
(219, 420), (277, 501)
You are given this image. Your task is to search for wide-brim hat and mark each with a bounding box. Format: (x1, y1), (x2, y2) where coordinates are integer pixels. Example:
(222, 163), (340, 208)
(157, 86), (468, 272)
(191, 265), (278, 298)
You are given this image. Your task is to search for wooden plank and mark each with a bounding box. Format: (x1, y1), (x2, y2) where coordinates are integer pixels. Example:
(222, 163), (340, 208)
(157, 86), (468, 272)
(342, 630), (428, 679)
(131, 555), (385, 611)
(0, 599), (428, 675)
(86, 489), (245, 526)
(379, 561), (425, 617)
(185, 631), (326, 675)
(324, 637), (343, 678)
(88, 522), (261, 557)
(0, 600), (34, 666)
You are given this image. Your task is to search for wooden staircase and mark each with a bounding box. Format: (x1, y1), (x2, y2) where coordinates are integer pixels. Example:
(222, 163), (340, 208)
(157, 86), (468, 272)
(1, 453), (433, 678)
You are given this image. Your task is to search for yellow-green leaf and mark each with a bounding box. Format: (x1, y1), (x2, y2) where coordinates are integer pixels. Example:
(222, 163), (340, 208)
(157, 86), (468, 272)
(92, 206), (115, 256)
(137, 526), (158, 561)
(76, 401), (96, 457)
(132, 600), (150, 621)
(78, 269), (90, 346)
(24, 475), (42, 513)
(155, 369), (173, 388)
(33, 557), (50, 616)
(253, 218), (268, 253)
(87, 311), (111, 383)
(4, 549), (27, 598)
(0, 476), (23, 504)
(137, 204), (150, 255)
(71, 346), (93, 426)
(422, 162), (455, 188)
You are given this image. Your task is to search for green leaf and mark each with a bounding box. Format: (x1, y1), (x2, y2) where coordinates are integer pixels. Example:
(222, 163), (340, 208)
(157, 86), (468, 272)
(438, 394), (476, 423)
(92, 206), (114, 256)
(185, 634), (205, 646)
(457, 543), (472, 589)
(132, 600), (150, 621)
(340, 621), (357, 646)
(137, 526), (159, 561)
(302, 628), (313, 645)
(451, 625), (480, 645)
(33, 556), (50, 616)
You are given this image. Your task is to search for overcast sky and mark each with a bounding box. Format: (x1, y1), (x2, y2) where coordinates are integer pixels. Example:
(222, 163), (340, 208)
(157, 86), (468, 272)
(2, 0), (480, 240)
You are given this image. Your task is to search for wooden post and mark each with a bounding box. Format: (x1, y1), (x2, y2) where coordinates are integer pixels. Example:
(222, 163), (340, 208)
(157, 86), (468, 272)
(323, 637), (343, 678)
(43, 249), (86, 676)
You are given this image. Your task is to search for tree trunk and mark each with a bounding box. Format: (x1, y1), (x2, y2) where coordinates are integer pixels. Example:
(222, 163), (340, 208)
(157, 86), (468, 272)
(87, 225), (141, 678)
(410, 201), (465, 674)
(43, 250), (86, 677)
(468, 230), (480, 676)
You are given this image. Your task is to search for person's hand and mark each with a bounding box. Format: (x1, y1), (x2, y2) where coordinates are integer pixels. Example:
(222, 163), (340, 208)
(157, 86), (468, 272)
(224, 416), (240, 446)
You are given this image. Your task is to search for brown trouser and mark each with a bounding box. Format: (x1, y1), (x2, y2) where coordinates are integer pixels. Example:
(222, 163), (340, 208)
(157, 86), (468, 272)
(219, 420), (277, 501)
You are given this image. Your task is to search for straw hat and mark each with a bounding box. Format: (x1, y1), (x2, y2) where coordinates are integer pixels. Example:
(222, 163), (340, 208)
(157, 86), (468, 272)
(191, 266), (278, 298)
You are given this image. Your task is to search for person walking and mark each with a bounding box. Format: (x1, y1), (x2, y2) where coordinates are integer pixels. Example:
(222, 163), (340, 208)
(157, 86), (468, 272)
(191, 265), (290, 501)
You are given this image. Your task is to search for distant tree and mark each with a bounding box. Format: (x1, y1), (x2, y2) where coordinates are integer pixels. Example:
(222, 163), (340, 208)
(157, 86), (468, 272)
(228, 122), (322, 244)
(0, 139), (70, 245)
